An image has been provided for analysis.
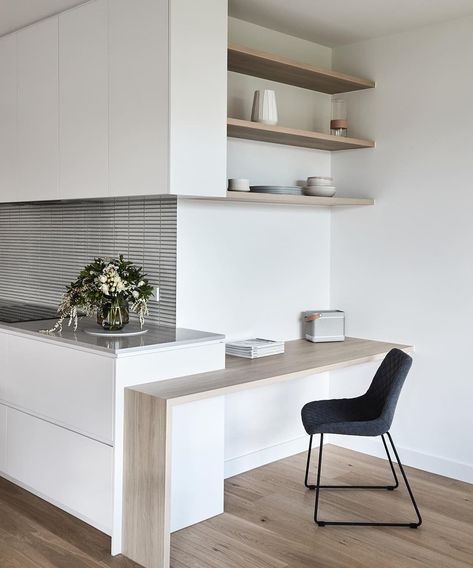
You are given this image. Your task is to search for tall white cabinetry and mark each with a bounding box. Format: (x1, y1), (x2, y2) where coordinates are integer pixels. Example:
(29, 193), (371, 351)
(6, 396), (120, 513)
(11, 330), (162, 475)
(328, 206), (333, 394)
(0, 35), (17, 202)
(0, 0), (227, 203)
(59, 0), (109, 199)
(169, 0), (228, 196)
(109, 0), (169, 197)
(17, 18), (59, 201)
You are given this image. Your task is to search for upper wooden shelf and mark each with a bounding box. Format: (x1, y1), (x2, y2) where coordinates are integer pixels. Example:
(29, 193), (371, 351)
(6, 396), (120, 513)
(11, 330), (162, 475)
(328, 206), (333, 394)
(228, 118), (374, 151)
(228, 44), (375, 94)
(184, 191), (374, 207)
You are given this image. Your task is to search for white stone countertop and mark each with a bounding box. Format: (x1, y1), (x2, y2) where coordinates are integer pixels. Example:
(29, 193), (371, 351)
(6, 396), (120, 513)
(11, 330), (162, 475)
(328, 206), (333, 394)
(0, 318), (225, 357)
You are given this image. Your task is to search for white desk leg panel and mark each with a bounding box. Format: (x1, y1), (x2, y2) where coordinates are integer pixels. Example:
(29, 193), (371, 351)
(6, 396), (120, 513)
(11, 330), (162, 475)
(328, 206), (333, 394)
(170, 396), (225, 532)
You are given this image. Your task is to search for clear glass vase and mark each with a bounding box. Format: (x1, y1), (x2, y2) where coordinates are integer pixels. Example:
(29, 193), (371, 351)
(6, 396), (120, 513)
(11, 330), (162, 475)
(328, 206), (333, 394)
(97, 298), (129, 331)
(330, 98), (348, 137)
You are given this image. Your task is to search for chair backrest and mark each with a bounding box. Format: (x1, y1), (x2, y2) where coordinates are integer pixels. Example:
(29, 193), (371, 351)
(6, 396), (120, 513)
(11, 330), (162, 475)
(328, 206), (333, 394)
(364, 348), (413, 429)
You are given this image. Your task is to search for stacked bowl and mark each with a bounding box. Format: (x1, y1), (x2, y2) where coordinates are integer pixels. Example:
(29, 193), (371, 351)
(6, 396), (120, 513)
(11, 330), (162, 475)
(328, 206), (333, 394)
(303, 176), (336, 197)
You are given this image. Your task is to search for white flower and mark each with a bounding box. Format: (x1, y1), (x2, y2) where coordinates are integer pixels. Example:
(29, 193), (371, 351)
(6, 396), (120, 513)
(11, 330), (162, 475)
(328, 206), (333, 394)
(138, 281), (144, 287)
(101, 284), (109, 295)
(132, 290), (140, 299)
(117, 282), (125, 292)
(99, 275), (107, 283)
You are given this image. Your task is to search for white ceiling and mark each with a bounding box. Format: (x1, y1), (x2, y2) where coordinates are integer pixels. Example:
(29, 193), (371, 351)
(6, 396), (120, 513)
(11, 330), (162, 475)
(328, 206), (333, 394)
(2, 0), (472, 45)
(229, 0), (473, 46)
(0, 0), (87, 37)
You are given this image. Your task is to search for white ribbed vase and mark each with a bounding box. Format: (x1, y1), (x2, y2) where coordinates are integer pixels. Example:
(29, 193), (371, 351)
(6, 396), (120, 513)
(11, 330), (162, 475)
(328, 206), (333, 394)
(251, 89), (278, 125)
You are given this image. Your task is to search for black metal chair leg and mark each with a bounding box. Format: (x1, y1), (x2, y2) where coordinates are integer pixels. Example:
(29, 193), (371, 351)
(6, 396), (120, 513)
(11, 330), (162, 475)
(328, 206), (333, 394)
(381, 433), (399, 490)
(305, 434), (399, 491)
(311, 432), (422, 528)
(304, 435), (313, 489)
(386, 432), (422, 527)
(314, 433), (324, 526)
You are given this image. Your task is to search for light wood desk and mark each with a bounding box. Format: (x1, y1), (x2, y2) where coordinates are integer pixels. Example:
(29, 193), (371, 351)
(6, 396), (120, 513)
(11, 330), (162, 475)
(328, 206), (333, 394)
(122, 337), (412, 568)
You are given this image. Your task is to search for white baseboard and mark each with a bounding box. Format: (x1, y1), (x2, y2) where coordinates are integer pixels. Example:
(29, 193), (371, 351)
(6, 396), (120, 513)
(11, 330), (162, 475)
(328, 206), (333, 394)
(328, 435), (473, 484)
(224, 435), (473, 485)
(224, 436), (310, 479)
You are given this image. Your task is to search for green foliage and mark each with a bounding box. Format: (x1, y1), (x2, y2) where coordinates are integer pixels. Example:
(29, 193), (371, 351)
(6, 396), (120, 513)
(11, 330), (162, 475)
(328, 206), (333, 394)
(43, 255), (154, 333)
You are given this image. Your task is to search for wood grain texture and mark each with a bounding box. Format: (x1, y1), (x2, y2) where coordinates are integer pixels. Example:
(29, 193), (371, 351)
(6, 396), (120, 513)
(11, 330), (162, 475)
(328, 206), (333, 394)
(183, 191), (374, 207)
(0, 474), (141, 567)
(172, 446), (473, 568)
(135, 337), (412, 404)
(227, 118), (375, 151)
(228, 44), (375, 94)
(122, 390), (170, 568)
(123, 337), (412, 567)
(1, 446), (471, 567)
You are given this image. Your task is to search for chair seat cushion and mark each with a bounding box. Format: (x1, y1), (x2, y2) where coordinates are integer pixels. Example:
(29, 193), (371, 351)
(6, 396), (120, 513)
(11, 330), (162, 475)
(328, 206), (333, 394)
(301, 397), (389, 437)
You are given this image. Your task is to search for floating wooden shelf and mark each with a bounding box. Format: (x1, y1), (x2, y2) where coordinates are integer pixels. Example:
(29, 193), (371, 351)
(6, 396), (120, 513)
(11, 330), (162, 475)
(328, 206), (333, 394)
(228, 44), (375, 94)
(228, 118), (374, 151)
(184, 192), (374, 207)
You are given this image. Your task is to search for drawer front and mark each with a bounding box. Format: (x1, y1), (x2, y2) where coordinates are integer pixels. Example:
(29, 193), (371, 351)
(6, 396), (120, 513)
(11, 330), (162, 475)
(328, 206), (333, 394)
(1, 333), (114, 443)
(4, 407), (113, 534)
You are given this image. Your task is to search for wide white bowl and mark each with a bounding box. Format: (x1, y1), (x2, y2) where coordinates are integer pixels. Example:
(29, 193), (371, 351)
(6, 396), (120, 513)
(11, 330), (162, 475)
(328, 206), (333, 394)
(303, 186), (336, 197)
(306, 176), (334, 186)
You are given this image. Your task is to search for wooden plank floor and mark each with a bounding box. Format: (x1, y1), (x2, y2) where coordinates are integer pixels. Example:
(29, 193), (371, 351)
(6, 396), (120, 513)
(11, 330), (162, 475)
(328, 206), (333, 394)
(0, 445), (472, 568)
(172, 445), (473, 568)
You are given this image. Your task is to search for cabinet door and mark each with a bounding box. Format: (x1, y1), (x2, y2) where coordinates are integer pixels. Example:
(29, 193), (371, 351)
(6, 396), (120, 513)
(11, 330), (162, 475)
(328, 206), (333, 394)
(6, 407), (113, 534)
(0, 404), (6, 473)
(169, 0), (227, 197)
(109, 0), (169, 196)
(59, 0), (109, 199)
(17, 17), (59, 201)
(0, 34), (17, 203)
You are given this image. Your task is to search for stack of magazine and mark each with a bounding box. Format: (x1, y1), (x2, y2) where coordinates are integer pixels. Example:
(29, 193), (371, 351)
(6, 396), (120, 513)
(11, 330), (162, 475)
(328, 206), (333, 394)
(225, 338), (285, 359)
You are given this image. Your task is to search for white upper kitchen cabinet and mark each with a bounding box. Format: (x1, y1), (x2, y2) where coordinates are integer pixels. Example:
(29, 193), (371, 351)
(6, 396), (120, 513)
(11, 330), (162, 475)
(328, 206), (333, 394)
(17, 17), (59, 202)
(109, 0), (169, 196)
(59, 0), (109, 199)
(109, 0), (227, 198)
(0, 35), (17, 203)
(169, 0), (228, 197)
(0, 0), (227, 202)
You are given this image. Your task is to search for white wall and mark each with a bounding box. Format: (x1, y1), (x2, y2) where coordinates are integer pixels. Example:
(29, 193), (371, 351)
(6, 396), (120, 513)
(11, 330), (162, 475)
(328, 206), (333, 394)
(178, 18), (333, 339)
(330, 16), (473, 482)
(177, 20), (333, 475)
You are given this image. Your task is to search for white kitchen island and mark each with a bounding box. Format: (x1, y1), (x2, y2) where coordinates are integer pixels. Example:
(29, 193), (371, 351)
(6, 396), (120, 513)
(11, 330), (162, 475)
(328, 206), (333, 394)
(0, 319), (225, 556)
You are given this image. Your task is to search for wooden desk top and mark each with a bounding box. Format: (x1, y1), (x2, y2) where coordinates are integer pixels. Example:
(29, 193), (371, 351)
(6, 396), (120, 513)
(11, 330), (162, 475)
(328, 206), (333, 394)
(132, 337), (413, 405)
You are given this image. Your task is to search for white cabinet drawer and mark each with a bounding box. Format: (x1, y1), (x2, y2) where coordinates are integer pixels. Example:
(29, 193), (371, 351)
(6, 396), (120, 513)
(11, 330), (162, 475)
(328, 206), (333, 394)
(2, 333), (114, 443)
(5, 407), (113, 534)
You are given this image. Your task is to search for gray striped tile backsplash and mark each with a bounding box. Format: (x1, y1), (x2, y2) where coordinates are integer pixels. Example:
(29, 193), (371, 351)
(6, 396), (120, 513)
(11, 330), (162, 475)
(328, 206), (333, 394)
(0, 196), (177, 326)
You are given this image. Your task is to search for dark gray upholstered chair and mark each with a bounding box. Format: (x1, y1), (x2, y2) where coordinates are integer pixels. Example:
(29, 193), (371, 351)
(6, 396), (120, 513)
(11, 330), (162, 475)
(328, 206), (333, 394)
(301, 348), (422, 528)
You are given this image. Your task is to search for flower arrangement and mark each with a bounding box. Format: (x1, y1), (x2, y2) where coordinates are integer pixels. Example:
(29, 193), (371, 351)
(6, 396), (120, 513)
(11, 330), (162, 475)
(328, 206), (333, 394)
(44, 255), (154, 333)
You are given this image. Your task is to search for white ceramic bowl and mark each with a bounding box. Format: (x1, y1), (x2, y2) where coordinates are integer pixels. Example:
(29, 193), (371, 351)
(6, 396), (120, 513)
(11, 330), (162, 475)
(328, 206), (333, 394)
(306, 178), (334, 187)
(307, 176), (333, 184)
(228, 178), (250, 191)
(303, 186), (336, 197)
